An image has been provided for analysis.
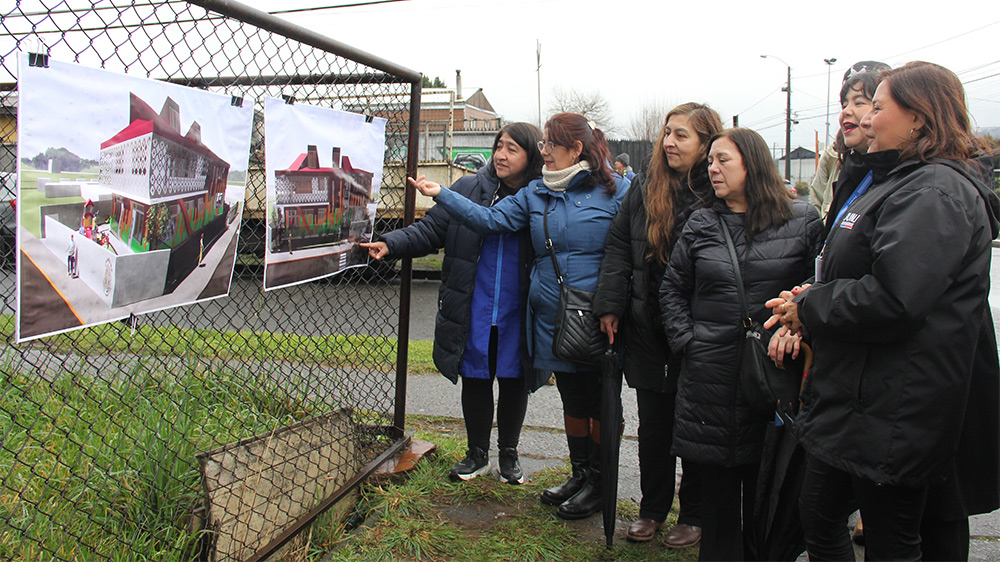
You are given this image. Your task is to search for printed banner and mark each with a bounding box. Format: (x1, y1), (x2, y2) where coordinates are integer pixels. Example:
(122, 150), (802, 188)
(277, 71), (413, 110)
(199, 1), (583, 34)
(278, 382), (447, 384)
(262, 97), (387, 290)
(16, 54), (254, 341)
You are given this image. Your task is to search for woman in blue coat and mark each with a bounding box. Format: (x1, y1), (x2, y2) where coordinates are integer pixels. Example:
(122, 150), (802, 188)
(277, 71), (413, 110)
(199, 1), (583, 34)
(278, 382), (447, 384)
(410, 113), (628, 520)
(361, 123), (544, 485)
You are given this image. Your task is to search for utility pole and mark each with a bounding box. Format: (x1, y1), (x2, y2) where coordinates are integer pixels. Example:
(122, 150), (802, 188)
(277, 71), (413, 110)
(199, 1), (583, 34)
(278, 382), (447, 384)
(785, 64), (792, 182)
(536, 40), (542, 129)
(824, 57), (837, 146)
(762, 54), (792, 182)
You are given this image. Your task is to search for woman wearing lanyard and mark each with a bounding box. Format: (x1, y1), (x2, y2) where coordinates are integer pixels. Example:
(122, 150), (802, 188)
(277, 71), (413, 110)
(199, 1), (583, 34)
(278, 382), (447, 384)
(767, 61), (1000, 560)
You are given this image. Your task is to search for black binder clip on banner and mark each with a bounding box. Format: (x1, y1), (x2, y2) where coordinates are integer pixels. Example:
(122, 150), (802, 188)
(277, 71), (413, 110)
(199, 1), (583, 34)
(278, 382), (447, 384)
(282, 95), (295, 105)
(231, 95), (243, 107)
(26, 36), (49, 68)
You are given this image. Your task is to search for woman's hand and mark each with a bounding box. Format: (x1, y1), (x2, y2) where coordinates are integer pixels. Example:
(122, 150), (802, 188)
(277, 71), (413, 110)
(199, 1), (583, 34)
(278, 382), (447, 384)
(600, 314), (619, 345)
(358, 241), (389, 260)
(407, 175), (442, 198)
(768, 326), (801, 368)
(764, 284), (811, 333)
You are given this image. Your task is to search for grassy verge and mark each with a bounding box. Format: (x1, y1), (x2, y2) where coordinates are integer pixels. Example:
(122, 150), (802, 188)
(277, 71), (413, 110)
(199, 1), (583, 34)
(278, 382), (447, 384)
(0, 315), (438, 375)
(411, 253), (443, 271)
(320, 424), (699, 562)
(0, 364), (321, 560)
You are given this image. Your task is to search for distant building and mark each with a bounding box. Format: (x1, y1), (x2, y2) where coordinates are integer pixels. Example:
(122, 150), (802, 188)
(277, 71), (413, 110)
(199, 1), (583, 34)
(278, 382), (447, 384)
(272, 144), (373, 251)
(777, 146), (819, 185)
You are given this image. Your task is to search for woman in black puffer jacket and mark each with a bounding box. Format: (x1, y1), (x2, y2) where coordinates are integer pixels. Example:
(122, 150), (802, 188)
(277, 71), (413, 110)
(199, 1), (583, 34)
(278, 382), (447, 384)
(360, 123), (545, 485)
(659, 128), (822, 561)
(593, 102), (722, 546)
(767, 61), (1000, 561)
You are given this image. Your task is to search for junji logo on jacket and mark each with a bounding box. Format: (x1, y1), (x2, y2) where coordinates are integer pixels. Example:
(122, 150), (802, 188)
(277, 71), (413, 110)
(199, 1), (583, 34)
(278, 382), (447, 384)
(840, 212), (861, 230)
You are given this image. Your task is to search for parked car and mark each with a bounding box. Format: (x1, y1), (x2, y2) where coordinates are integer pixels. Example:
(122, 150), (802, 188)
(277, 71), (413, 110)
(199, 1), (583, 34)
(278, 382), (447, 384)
(453, 153), (486, 170)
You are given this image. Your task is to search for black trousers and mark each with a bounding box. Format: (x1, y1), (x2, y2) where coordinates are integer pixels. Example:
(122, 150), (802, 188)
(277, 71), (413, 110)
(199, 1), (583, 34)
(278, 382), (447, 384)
(461, 327), (528, 451)
(799, 453), (928, 562)
(635, 387), (701, 525)
(554, 370), (601, 421)
(687, 461), (758, 561)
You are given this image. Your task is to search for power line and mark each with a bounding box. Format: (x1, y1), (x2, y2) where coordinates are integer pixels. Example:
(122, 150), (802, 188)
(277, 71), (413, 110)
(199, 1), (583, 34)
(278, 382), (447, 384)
(883, 19), (1000, 61)
(964, 72), (1000, 85)
(268, 0), (411, 14)
(735, 87), (781, 117)
(793, 19), (1000, 81)
(957, 60), (1000, 76)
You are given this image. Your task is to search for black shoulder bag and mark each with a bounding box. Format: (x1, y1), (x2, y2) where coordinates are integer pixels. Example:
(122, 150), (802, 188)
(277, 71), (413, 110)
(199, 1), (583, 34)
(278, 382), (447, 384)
(719, 213), (802, 423)
(544, 203), (606, 366)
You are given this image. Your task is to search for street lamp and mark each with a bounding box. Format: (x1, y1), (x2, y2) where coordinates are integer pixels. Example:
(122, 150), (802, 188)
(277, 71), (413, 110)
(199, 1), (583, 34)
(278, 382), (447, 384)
(824, 57), (837, 147)
(761, 55), (792, 182)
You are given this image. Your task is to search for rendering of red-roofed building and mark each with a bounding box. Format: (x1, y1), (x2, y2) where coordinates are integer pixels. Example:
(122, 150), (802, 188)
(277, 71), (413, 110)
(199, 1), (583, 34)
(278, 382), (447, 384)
(272, 144), (373, 252)
(97, 93), (231, 292)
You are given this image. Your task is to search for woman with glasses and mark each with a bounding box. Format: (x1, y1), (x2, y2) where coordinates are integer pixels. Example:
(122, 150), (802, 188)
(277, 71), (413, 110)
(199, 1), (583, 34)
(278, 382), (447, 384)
(409, 112), (628, 520)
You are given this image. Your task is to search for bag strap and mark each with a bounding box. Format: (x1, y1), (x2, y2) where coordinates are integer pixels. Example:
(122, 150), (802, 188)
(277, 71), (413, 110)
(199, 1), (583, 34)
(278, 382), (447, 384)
(542, 200), (564, 286)
(718, 212), (751, 329)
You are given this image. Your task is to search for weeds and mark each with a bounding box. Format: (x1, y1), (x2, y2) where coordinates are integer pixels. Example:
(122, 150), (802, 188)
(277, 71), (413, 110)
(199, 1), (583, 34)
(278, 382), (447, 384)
(321, 431), (699, 562)
(0, 366), (323, 561)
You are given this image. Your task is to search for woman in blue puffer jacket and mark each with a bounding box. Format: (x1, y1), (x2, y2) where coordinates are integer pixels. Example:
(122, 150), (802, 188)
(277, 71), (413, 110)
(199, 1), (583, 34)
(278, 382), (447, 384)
(410, 113), (628, 520)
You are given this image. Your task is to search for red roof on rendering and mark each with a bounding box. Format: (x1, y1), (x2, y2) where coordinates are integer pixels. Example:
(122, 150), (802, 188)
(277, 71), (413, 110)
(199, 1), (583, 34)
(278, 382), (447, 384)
(279, 153), (369, 175)
(100, 93), (228, 167)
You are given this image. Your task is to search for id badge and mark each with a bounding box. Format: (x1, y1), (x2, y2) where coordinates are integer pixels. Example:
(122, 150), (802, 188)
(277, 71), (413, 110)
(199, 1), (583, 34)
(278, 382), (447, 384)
(814, 255), (824, 283)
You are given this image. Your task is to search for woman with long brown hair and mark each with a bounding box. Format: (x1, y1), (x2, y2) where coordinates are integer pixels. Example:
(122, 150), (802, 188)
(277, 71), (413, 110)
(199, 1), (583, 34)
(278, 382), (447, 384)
(593, 102), (722, 546)
(659, 128), (822, 560)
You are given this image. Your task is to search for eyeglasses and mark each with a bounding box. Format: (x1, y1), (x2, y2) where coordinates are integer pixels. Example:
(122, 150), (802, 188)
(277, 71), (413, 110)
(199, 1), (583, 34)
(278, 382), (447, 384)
(537, 140), (556, 153)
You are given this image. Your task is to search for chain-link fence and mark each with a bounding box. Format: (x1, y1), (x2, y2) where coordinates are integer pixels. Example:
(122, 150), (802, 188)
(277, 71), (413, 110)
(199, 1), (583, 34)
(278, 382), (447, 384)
(0, 1), (421, 559)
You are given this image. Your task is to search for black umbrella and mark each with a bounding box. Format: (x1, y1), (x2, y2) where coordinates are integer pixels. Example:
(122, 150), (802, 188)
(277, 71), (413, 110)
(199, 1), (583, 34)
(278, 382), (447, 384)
(748, 344), (813, 561)
(600, 346), (624, 548)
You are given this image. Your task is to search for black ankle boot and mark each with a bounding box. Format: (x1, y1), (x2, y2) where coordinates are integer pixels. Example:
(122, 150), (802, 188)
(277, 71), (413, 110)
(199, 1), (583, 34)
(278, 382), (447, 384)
(541, 435), (589, 506)
(556, 438), (602, 520)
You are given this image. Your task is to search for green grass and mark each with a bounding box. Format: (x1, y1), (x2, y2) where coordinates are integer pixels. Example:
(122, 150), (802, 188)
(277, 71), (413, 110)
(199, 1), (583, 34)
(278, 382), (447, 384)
(17, 169), (93, 238)
(0, 315), (438, 375)
(411, 253), (443, 271)
(321, 430), (699, 562)
(0, 365), (316, 561)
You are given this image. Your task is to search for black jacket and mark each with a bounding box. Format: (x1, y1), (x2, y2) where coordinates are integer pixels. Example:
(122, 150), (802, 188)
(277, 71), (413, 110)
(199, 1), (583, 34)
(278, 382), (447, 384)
(795, 155), (1000, 486)
(593, 166), (712, 392)
(380, 163), (540, 389)
(660, 200), (822, 466)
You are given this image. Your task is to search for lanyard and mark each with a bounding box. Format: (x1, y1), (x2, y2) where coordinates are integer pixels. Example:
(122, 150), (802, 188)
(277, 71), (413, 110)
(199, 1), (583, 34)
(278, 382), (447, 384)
(824, 170), (873, 247)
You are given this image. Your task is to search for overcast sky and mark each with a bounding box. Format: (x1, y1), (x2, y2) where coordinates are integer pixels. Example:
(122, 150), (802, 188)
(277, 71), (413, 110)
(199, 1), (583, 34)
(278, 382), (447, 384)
(245, 0), (996, 153)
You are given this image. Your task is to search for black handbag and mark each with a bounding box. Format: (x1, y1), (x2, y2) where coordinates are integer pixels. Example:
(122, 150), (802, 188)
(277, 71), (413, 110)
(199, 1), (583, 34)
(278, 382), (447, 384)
(543, 203), (605, 366)
(719, 214), (802, 423)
